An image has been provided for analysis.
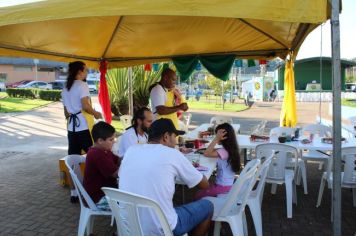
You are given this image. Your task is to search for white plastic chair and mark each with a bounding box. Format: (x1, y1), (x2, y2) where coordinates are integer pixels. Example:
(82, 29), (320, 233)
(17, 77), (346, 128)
(348, 116), (356, 126)
(182, 113), (192, 127)
(210, 116), (233, 125)
(260, 143), (298, 218)
(102, 188), (187, 236)
(301, 124), (332, 171)
(316, 147), (356, 208)
(64, 155), (113, 236)
(120, 115), (133, 129)
(204, 159), (260, 236)
(248, 147), (274, 236)
(269, 127), (308, 194)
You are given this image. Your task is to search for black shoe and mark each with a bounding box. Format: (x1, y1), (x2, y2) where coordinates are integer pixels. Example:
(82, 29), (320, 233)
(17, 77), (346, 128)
(70, 196), (79, 203)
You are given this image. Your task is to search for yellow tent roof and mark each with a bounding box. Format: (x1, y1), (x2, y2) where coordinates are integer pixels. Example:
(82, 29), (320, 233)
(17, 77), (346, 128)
(0, 0), (331, 68)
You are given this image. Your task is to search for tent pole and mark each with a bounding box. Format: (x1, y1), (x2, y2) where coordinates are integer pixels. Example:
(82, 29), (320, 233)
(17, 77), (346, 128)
(319, 24), (323, 123)
(330, 0), (342, 235)
(128, 67), (134, 116)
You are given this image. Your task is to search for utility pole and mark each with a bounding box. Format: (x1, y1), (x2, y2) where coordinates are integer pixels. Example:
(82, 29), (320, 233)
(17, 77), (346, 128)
(34, 59), (39, 81)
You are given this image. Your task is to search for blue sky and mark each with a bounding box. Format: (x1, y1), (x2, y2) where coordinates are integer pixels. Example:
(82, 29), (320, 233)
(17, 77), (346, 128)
(298, 0), (356, 60)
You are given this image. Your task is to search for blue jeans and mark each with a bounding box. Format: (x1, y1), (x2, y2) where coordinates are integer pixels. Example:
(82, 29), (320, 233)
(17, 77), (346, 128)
(173, 199), (213, 236)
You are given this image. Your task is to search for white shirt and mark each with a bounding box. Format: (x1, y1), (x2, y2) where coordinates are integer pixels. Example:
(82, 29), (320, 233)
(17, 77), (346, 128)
(216, 148), (236, 186)
(150, 84), (166, 119)
(61, 80), (90, 132)
(119, 144), (203, 235)
(117, 127), (148, 158)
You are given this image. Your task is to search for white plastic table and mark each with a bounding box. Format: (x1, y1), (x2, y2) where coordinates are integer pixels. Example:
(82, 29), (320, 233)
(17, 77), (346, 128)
(343, 125), (356, 137)
(237, 134), (356, 151)
(184, 123), (240, 140)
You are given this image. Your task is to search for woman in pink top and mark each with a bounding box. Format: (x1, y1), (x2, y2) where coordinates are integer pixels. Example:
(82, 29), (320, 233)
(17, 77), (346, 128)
(195, 123), (241, 199)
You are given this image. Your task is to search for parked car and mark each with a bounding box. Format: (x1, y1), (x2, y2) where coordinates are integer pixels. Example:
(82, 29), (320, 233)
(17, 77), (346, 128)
(17, 81), (52, 90)
(6, 80), (33, 88)
(87, 80), (98, 93)
(49, 81), (65, 90)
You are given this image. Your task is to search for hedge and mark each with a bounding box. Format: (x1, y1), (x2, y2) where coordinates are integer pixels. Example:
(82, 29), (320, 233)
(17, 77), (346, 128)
(38, 90), (62, 101)
(6, 88), (62, 101)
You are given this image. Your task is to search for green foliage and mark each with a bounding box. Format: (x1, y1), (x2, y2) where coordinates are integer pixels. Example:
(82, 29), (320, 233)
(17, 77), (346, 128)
(342, 99), (356, 107)
(38, 90), (62, 101)
(132, 65), (162, 110)
(6, 88), (36, 98)
(6, 88), (61, 101)
(106, 68), (130, 116)
(206, 76), (231, 96)
(106, 65), (163, 115)
(345, 76), (356, 83)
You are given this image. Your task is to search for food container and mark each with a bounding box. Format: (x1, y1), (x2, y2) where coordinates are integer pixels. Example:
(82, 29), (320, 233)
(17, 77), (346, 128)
(278, 136), (286, 143)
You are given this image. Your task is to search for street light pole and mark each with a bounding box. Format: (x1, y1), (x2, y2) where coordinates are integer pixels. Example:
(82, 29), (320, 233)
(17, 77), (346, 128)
(34, 59), (39, 81)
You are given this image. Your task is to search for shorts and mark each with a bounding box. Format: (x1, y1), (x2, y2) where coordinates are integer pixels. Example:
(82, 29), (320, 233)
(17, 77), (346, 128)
(67, 129), (93, 155)
(96, 196), (111, 211)
(173, 199), (213, 236)
(195, 184), (232, 199)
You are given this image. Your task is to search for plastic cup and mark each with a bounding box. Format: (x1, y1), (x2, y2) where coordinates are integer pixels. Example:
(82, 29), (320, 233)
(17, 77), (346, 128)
(192, 154), (200, 167)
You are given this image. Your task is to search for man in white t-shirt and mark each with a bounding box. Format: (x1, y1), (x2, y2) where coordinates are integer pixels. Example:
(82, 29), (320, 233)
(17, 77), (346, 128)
(120, 119), (213, 236)
(117, 107), (153, 158)
(150, 68), (188, 125)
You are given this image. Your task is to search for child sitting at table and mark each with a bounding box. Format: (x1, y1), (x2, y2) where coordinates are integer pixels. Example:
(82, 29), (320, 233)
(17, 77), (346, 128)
(83, 121), (120, 211)
(195, 123), (241, 199)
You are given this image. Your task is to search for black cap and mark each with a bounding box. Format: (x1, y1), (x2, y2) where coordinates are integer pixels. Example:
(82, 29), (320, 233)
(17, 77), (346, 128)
(148, 118), (185, 139)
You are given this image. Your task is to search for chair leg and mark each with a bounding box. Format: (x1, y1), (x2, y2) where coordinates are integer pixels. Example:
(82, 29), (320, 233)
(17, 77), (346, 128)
(285, 180), (293, 218)
(243, 212), (248, 236)
(78, 210), (90, 236)
(228, 215), (244, 236)
(318, 162), (324, 171)
(352, 188), (356, 207)
(316, 177), (326, 207)
(86, 216), (94, 236)
(248, 200), (263, 236)
(213, 221), (221, 236)
(271, 184), (277, 194)
(296, 167), (302, 185)
(299, 161), (308, 194)
(293, 180), (297, 205)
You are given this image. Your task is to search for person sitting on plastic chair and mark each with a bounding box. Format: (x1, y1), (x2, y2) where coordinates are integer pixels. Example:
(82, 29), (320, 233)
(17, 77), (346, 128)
(83, 121), (120, 211)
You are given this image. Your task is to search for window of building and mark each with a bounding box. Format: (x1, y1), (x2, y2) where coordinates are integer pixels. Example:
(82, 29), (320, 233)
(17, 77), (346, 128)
(38, 67), (54, 72)
(14, 65), (33, 72)
(0, 73), (7, 81)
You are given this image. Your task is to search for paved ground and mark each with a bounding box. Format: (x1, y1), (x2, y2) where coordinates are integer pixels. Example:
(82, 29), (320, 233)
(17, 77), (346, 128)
(0, 101), (355, 235)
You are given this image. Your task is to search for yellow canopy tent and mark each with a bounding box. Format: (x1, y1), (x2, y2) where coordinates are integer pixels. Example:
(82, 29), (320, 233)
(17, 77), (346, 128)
(0, 0), (331, 68)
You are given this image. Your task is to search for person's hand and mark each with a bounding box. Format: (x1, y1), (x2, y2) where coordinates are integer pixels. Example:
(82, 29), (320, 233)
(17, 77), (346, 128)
(173, 88), (182, 98)
(178, 103), (188, 111)
(94, 111), (102, 120)
(215, 129), (227, 141)
(179, 147), (193, 154)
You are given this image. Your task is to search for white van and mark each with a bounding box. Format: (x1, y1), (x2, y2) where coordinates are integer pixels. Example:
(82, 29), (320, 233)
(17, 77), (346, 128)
(86, 80), (99, 93)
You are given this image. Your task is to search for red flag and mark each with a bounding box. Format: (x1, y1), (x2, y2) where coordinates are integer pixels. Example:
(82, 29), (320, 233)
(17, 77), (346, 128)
(259, 60), (267, 65)
(98, 60), (112, 124)
(144, 64), (152, 71)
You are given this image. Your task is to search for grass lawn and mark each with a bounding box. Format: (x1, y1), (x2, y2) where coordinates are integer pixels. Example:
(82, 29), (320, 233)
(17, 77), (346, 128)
(187, 96), (249, 112)
(0, 97), (53, 113)
(342, 98), (356, 107)
(111, 119), (125, 133)
(0, 92), (7, 98)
